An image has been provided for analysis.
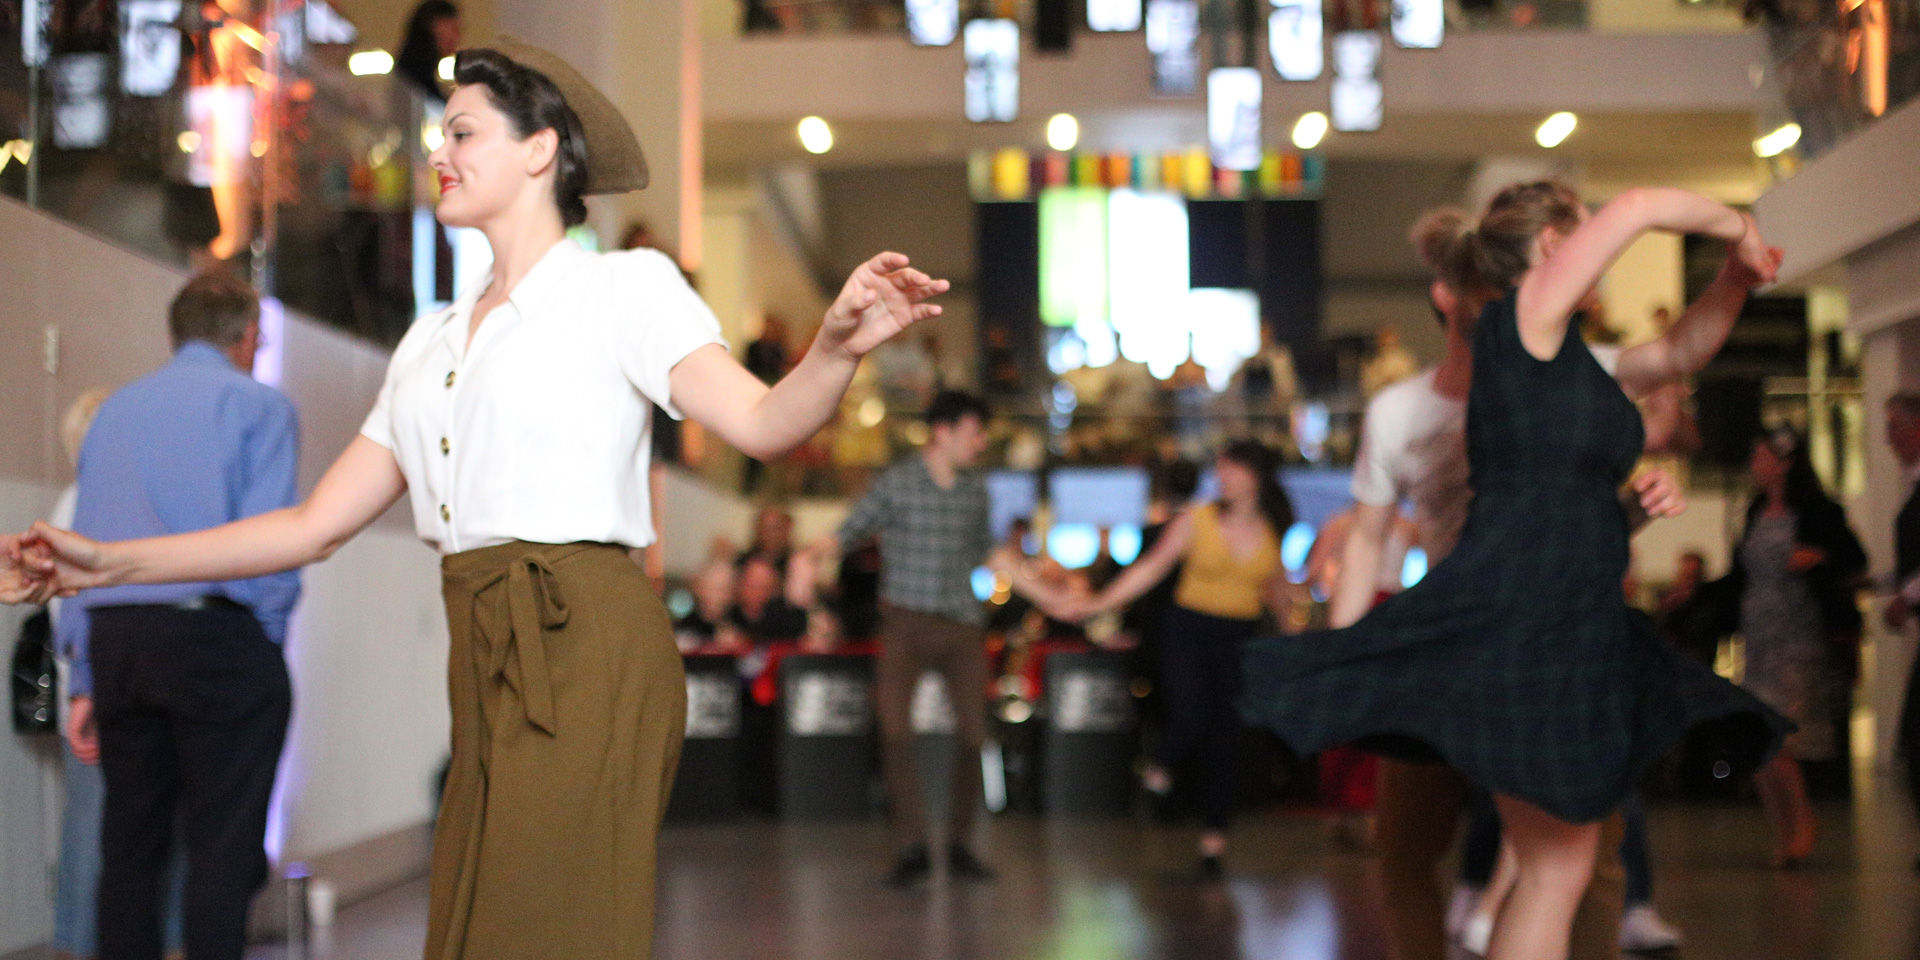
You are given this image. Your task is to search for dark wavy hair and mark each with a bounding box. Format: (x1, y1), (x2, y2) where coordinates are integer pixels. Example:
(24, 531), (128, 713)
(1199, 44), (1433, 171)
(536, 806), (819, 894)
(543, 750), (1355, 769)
(1218, 439), (1294, 541)
(396, 1), (457, 100)
(452, 48), (590, 227)
(1756, 428), (1836, 521)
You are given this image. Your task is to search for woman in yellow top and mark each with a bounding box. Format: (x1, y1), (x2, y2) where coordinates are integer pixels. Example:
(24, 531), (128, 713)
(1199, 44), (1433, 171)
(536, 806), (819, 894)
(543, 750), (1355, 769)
(1058, 439), (1293, 877)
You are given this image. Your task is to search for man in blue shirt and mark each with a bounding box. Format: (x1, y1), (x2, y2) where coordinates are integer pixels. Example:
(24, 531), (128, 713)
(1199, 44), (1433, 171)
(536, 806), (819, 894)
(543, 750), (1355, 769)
(63, 271), (300, 960)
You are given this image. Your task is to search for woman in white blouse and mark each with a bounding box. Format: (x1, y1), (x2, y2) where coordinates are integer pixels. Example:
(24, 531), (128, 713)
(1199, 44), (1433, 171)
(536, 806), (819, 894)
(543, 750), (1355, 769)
(17, 39), (946, 960)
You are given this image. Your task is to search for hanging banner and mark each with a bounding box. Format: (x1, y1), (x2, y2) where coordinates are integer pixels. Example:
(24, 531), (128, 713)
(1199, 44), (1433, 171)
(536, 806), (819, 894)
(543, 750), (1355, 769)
(1089, 0), (1143, 31)
(1331, 31), (1384, 131)
(1207, 66), (1263, 172)
(1145, 0), (1200, 96)
(908, 0), (960, 46)
(1391, 0), (1444, 48)
(23, 0), (51, 67)
(1269, 0), (1324, 80)
(965, 19), (1021, 122)
(122, 0), (184, 97)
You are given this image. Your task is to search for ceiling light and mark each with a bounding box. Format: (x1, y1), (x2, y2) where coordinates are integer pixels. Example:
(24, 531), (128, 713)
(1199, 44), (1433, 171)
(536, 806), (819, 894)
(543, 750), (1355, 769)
(1047, 113), (1079, 151)
(348, 49), (394, 76)
(1753, 122), (1802, 158)
(798, 116), (833, 155)
(1292, 112), (1329, 150)
(176, 131), (201, 153)
(1535, 111), (1577, 148)
(438, 56), (455, 81)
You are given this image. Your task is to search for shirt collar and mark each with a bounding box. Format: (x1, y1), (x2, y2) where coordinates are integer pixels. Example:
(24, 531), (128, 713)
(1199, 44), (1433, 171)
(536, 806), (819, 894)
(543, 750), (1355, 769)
(433, 237), (584, 356)
(173, 340), (236, 369)
(503, 237), (587, 317)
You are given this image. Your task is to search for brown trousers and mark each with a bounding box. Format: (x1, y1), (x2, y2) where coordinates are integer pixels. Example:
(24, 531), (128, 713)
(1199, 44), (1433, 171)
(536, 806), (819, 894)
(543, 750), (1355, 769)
(430, 541), (686, 960)
(875, 603), (989, 851)
(1375, 759), (1626, 960)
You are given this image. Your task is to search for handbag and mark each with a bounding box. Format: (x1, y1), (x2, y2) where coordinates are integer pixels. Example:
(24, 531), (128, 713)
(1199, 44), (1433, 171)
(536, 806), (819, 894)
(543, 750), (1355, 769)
(10, 609), (57, 735)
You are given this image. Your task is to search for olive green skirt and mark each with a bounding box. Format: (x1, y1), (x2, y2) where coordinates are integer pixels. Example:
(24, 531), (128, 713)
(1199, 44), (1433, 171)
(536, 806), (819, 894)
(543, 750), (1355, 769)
(429, 541), (685, 960)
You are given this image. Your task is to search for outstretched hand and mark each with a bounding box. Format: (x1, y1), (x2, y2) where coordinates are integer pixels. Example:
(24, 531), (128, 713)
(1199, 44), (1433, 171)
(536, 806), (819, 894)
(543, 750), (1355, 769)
(818, 252), (949, 360)
(0, 534), (60, 605)
(1728, 213), (1783, 288)
(16, 522), (113, 597)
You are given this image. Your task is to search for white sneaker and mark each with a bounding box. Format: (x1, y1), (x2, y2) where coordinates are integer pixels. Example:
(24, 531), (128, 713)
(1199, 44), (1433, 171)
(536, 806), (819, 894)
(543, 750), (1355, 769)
(1459, 910), (1494, 957)
(1618, 903), (1684, 952)
(1445, 884), (1481, 944)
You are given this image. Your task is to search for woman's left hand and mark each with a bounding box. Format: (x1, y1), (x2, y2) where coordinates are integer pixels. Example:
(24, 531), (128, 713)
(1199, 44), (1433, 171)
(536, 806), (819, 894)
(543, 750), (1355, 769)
(1789, 546), (1826, 574)
(819, 252), (950, 360)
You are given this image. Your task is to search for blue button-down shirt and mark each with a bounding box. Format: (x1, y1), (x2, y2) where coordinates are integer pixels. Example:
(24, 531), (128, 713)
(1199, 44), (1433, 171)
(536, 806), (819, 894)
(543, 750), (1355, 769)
(62, 341), (302, 696)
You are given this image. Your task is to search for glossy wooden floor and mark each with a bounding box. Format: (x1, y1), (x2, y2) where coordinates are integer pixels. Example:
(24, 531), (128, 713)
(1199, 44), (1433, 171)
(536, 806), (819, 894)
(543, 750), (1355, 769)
(254, 778), (1920, 960)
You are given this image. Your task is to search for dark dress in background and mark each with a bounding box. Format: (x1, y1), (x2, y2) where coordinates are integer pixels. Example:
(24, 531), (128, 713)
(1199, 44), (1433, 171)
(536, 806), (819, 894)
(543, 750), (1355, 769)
(1241, 290), (1790, 823)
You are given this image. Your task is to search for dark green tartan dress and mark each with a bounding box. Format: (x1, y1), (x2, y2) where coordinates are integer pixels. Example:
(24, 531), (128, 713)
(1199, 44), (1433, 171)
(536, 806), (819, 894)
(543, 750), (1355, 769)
(1242, 290), (1789, 823)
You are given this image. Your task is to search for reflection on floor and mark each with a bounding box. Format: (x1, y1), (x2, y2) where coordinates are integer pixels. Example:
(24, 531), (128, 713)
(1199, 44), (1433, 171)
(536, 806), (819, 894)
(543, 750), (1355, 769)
(250, 777), (1920, 960)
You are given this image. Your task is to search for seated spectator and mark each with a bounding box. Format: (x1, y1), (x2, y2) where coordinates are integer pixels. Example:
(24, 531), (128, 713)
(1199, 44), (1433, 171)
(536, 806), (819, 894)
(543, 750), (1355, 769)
(741, 504), (796, 572)
(730, 553), (809, 648)
(675, 561), (739, 654)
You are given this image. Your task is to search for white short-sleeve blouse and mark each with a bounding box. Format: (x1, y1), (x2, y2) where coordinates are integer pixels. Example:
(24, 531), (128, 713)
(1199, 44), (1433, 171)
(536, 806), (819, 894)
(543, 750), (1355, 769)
(361, 238), (726, 554)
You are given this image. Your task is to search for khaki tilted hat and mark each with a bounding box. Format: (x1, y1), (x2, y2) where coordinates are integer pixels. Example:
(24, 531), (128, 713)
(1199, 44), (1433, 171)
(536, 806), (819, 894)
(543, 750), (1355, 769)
(469, 35), (649, 194)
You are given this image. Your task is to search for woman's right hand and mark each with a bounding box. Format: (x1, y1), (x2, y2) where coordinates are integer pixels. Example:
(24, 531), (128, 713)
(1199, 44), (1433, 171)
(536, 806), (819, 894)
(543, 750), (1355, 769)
(1730, 213), (1783, 287)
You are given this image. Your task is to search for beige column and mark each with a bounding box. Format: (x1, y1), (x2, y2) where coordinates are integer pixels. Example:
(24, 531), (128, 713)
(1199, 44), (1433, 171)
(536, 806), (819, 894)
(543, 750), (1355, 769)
(496, 0), (702, 269)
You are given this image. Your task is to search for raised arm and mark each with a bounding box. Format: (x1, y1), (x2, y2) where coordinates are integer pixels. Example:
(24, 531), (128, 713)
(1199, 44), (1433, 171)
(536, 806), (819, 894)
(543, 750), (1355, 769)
(24, 435), (407, 594)
(1516, 188), (1773, 363)
(1612, 251), (1773, 398)
(672, 253), (947, 461)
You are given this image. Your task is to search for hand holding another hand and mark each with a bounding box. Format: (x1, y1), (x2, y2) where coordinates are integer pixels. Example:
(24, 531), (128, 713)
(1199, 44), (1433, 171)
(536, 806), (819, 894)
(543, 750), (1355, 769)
(0, 533), (61, 605)
(1632, 469), (1687, 521)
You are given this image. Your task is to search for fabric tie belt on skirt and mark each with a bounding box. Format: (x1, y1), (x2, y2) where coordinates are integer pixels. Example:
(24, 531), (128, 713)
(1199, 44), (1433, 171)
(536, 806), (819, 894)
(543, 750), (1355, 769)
(454, 545), (591, 737)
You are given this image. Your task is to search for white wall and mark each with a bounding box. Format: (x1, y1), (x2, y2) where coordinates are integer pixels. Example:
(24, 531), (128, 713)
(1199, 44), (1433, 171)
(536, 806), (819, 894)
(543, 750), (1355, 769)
(0, 478), (63, 956)
(0, 197), (448, 951)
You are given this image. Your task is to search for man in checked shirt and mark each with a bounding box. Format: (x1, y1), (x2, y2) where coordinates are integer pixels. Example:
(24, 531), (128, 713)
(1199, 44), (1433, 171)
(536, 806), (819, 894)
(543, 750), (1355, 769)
(815, 390), (997, 887)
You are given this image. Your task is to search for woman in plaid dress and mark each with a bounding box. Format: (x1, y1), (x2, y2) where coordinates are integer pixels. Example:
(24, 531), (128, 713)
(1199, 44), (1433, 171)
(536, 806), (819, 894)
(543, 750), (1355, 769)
(1242, 182), (1791, 960)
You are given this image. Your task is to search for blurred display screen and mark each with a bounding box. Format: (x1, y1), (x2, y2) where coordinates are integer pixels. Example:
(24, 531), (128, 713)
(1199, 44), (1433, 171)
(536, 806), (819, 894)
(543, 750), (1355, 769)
(1207, 67), (1263, 171)
(965, 19), (1021, 122)
(121, 0), (183, 97)
(1050, 467), (1151, 528)
(1391, 0), (1444, 48)
(1268, 0), (1323, 81)
(53, 54), (112, 149)
(1089, 0), (1143, 31)
(1331, 30), (1383, 132)
(987, 470), (1040, 540)
(908, 0), (959, 46)
(1145, 0), (1200, 95)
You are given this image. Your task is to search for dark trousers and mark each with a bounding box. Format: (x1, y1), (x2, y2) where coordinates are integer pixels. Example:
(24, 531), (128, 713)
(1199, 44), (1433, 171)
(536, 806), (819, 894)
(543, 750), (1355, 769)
(1903, 649), (1920, 819)
(875, 604), (988, 851)
(1158, 605), (1261, 832)
(91, 605), (291, 960)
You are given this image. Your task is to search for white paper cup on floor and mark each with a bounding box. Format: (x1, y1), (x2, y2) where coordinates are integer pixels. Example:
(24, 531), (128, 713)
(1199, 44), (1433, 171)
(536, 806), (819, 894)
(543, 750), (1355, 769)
(307, 879), (337, 927)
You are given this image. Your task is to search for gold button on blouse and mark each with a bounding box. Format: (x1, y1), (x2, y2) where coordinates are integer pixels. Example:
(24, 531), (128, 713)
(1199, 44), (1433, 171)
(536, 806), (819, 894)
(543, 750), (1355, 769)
(441, 437), (451, 455)
(440, 504), (451, 522)
(445, 371), (456, 388)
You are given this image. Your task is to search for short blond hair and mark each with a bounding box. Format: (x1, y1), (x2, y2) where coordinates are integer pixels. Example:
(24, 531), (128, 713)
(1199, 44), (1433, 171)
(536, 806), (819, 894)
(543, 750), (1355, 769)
(60, 386), (114, 467)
